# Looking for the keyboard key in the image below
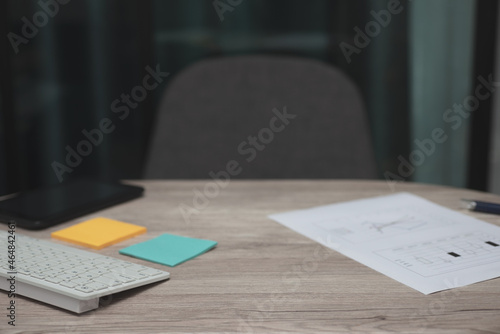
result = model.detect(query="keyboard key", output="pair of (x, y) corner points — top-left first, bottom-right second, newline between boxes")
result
(122, 270), (149, 279)
(17, 267), (31, 275)
(64, 269), (82, 276)
(94, 276), (122, 287)
(73, 264), (94, 272)
(45, 269), (64, 277)
(75, 285), (94, 293)
(57, 273), (78, 281)
(104, 274), (134, 283)
(87, 268), (108, 276)
(139, 268), (165, 276)
(59, 280), (78, 288)
(70, 277), (91, 286)
(45, 276), (63, 284)
(78, 272), (101, 280)
(31, 272), (46, 279)
(86, 282), (108, 291)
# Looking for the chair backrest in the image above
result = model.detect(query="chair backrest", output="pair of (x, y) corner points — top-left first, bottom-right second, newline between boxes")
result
(144, 55), (377, 179)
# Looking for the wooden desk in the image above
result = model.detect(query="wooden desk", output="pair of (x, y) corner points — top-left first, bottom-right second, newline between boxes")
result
(3, 180), (500, 333)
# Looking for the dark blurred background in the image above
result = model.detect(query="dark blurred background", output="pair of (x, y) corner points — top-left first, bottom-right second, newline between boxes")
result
(0, 0), (498, 196)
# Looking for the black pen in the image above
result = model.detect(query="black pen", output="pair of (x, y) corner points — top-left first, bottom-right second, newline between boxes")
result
(461, 199), (500, 215)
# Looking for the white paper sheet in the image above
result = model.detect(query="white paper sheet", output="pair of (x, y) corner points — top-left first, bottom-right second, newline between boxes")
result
(269, 192), (500, 294)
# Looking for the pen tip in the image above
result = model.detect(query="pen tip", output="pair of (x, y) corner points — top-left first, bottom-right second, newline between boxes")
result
(460, 199), (475, 210)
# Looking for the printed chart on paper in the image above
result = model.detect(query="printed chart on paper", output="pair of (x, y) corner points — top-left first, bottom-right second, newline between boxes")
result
(269, 192), (500, 294)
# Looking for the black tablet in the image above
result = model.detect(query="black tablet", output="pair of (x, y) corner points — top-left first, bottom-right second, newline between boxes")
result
(0, 179), (144, 230)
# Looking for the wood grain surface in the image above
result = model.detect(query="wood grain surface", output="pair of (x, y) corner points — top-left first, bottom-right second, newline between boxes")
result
(1, 180), (500, 334)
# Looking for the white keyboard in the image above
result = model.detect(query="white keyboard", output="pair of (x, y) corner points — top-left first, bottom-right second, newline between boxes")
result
(0, 231), (170, 313)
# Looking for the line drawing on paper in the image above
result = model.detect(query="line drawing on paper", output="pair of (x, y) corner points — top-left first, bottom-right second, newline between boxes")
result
(375, 232), (500, 277)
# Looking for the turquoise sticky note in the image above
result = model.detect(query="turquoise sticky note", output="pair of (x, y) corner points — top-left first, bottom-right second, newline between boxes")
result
(119, 233), (217, 267)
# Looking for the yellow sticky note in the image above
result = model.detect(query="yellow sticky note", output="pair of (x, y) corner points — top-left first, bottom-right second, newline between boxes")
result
(51, 217), (146, 250)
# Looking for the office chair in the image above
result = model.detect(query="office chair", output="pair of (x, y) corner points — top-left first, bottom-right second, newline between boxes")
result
(144, 55), (377, 179)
